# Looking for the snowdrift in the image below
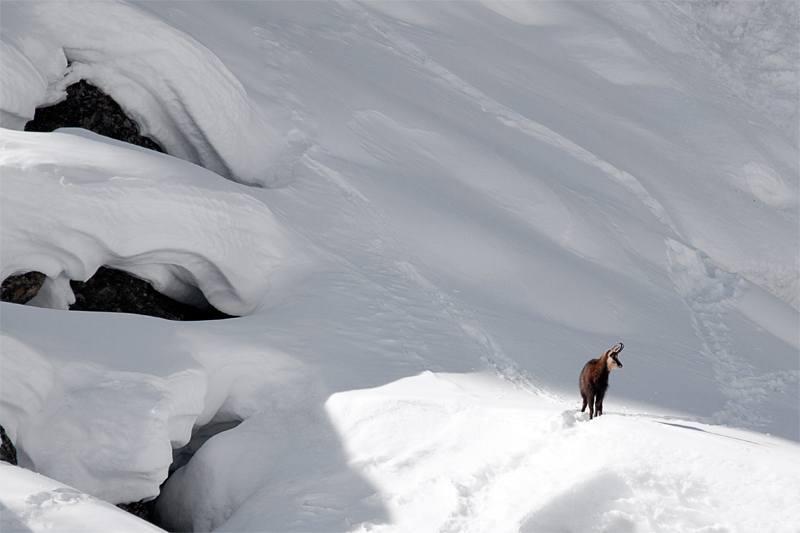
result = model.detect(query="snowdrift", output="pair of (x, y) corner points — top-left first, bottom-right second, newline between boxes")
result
(0, 461), (165, 532)
(0, 1), (285, 185)
(0, 128), (294, 315)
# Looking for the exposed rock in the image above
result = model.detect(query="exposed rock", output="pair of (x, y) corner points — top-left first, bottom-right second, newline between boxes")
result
(1, 425), (18, 465)
(117, 500), (154, 522)
(24, 80), (163, 152)
(0, 272), (46, 304)
(1, 268), (232, 320)
(70, 267), (232, 321)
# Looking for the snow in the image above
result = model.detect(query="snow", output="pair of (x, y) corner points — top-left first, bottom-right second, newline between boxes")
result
(0, 127), (297, 315)
(0, 1), (286, 185)
(2, 303), (206, 503)
(1, 1), (798, 532)
(325, 372), (800, 533)
(0, 461), (166, 532)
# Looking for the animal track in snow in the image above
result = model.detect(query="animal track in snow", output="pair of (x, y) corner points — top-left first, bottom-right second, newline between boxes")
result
(666, 238), (798, 431)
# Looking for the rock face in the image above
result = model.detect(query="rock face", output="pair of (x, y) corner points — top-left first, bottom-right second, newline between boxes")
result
(24, 80), (163, 152)
(116, 500), (153, 522)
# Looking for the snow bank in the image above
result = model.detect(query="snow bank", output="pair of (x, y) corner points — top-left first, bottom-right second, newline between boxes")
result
(0, 303), (323, 507)
(326, 372), (800, 533)
(0, 462), (165, 533)
(1, 303), (206, 504)
(0, 1), (283, 185)
(0, 127), (293, 316)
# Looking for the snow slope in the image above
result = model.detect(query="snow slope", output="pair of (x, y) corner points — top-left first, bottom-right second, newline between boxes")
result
(1, 1), (798, 532)
(0, 461), (165, 532)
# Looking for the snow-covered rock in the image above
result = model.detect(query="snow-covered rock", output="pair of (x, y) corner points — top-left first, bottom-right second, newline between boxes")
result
(0, 1), (284, 185)
(0, 128), (294, 316)
(1, 304), (206, 503)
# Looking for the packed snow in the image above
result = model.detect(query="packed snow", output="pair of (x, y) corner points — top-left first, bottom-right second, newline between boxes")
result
(1, 1), (798, 532)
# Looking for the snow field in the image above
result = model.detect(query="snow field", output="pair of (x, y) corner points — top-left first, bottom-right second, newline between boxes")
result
(327, 372), (800, 533)
(0, 0), (798, 531)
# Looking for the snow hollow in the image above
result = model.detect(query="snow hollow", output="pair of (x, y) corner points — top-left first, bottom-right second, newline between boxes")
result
(1, 1), (798, 532)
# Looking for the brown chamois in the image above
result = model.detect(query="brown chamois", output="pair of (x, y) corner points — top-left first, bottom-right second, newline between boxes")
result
(580, 343), (624, 419)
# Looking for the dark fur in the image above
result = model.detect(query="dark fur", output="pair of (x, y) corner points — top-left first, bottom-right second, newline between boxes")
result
(580, 343), (623, 419)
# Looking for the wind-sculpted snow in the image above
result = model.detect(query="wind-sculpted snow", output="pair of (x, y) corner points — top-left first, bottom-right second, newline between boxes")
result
(0, 303), (322, 508)
(0, 1), (283, 185)
(0, 462), (166, 532)
(1, 304), (206, 504)
(666, 239), (800, 433)
(1, 1), (799, 531)
(0, 128), (293, 316)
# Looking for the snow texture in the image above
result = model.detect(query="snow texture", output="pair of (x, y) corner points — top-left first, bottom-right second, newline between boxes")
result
(0, 1), (285, 185)
(1, 1), (798, 532)
(0, 461), (166, 532)
(0, 128), (295, 315)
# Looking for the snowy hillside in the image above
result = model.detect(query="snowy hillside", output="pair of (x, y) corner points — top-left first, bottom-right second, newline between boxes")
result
(1, 1), (798, 532)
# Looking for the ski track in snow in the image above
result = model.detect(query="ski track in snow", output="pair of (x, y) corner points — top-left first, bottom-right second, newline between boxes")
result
(666, 238), (799, 432)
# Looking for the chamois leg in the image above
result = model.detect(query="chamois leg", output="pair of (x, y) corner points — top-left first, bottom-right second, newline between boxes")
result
(581, 394), (588, 413)
(587, 394), (595, 419)
(595, 390), (606, 417)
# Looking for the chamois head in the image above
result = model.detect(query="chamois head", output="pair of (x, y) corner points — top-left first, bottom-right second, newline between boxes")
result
(604, 343), (624, 370)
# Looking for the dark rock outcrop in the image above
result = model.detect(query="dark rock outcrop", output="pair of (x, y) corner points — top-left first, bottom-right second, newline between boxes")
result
(1, 425), (18, 465)
(24, 79), (163, 152)
(70, 267), (232, 321)
(117, 500), (154, 522)
(0, 272), (46, 304)
(1, 267), (232, 320)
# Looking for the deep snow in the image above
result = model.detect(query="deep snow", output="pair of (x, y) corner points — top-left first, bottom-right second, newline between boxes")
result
(1, 1), (798, 532)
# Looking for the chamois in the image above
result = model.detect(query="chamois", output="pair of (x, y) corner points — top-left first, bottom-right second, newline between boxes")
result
(580, 343), (624, 419)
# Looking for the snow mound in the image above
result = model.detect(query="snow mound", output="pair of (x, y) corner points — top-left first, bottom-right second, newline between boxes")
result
(326, 372), (800, 533)
(1, 303), (206, 504)
(0, 128), (293, 316)
(0, 1), (283, 185)
(0, 462), (166, 533)
(0, 302), (321, 506)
